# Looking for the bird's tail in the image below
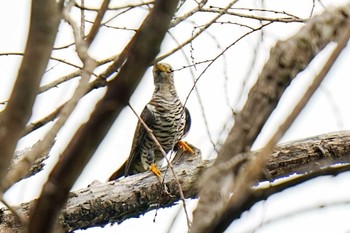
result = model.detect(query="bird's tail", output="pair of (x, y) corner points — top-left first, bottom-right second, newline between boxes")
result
(108, 161), (127, 181)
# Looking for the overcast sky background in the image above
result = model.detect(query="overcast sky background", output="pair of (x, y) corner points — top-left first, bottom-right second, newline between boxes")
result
(1, 0), (350, 232)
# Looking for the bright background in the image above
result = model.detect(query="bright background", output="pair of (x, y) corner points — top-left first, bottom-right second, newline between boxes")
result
(1, 0), (350, 232)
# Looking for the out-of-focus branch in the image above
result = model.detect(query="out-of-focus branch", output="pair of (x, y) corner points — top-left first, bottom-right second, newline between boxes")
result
(191, 3), (350, 233)
(85, 0), (111, 45)
(170, 0), (208, 27)
(0, 0), (62, 181)
(27, 1), (180, 232)
(209, 23), (350, 233)
(0, 2), (99, 192)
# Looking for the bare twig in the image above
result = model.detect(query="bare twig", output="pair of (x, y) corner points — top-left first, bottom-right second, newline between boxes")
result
(80, 0), (85, 38)
(0, 52), (83, 69)
(75, 1), (154, 11)
(228, 7), (303, 19)
(170, 0), (208, 27)
(128, 104), (191, 229)
(200, 8), (306, 23)
(155, 0), (240, 63)
(38, 55), (114, 94)
(247, 196), (350, 232)
(85, 0), (111, 45)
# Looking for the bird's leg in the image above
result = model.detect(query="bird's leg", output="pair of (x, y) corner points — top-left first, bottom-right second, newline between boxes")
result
(176, 141), (194, 154)
(149, 163), (161, 177)
(147, 149), (162, 178)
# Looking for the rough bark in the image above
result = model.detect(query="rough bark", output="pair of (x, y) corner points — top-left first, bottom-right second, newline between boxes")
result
(1, 131), (350, 232)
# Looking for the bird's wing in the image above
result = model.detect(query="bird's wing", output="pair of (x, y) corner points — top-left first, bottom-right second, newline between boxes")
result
(182, 107), (191, 138)
(124, 104), (155, 175)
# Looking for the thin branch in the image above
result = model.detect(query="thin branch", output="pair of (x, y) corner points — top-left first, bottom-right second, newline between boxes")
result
(170, 0), (208, 27)
(247, 196), (350, 232)
(74, 1), (154, 11)
(228, 7), (304, 19)
(201, 8), (306, 23)
(38, 55), (114, 94)
(183, 21), (273, 119)
(155, 0), (240, 63)
(63, 1), (90, 62)
(80, 0), (85, 38)
(0, 52), (83, 69)
(85, 0), (111, 45)
(128, 104), (191, 228)
(24, 70), (112, 137)
(211, 163), (350, 233)
(167, 31), (219, 153)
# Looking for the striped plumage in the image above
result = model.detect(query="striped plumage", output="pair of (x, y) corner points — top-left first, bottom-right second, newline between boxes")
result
(109, 63), (191, 180)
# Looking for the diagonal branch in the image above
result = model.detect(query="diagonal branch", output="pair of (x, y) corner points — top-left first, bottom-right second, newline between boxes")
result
(0, 0), (62, 181)
(209, 22), (350, 233)
(85, 0), (111, 45)
(27, 1), (180, 232)
(191, 3), (350, 233)
(0, 1), (99, 193)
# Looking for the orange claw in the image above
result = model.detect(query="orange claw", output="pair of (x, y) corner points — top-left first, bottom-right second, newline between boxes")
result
(177, 141), (194, 154)
(149, 163), (161, 177)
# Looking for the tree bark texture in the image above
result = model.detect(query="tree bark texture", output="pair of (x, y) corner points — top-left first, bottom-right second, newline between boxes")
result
(1, 131), (350, 232)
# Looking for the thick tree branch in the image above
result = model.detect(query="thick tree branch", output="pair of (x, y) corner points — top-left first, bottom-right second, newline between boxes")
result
(208, 19), (350, 233)
(1, 131), (350, 232)
(216, 162), (350, 232)
(191, 4), (350, 233)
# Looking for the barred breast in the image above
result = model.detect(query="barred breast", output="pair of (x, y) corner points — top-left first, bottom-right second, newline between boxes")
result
(140, 94), (187, 169)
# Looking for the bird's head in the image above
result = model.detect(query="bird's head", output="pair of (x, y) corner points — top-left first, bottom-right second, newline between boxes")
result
(152, 63), (174, 86)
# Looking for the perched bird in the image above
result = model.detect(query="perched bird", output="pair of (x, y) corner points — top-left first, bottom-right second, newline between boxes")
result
(109, 63), (192, 181)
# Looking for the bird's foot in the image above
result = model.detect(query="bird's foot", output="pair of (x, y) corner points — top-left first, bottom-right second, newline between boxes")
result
(149, 163), (161, 177)
(176, 141), (194, 154)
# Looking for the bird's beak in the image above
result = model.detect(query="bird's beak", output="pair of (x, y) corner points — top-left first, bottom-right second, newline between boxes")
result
(153, 63), (172, 73)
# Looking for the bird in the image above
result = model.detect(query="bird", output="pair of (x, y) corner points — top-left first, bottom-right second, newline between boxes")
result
(109, 63), (193, 181)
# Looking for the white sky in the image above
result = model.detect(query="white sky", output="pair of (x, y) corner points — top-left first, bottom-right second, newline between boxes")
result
(1, 0), (350, 232)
